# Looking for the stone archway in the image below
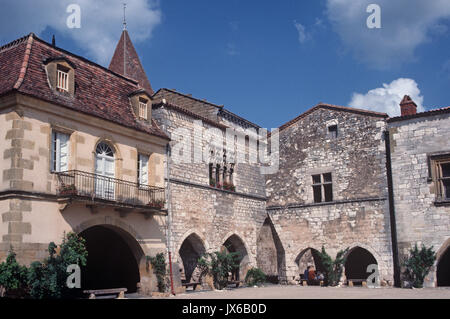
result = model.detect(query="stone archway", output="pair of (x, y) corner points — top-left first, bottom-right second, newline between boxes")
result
(79, 224), (144, 293)
(222, 234), (250, 281)
(344, 246), (378, 285)
(178, 233), (206, 283)
(295, 247), (325, 278)
(437, 239), (450, 287)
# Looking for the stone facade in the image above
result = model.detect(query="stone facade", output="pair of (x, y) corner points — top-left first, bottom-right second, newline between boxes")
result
(388, 111), (450, 287)
(152, 98), (267, 284)
(265, 106), (394, 284)
(2, 31), (450, 296)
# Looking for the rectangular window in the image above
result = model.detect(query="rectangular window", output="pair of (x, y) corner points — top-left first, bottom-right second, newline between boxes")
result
(436, 160), (450, 201)
(56, 65), (69, 92)
(312, 173), (333, 203)
(139, 98), (148, 119)
(328, 125), (338, 139)
(51, 131), (70, 172)
(138, 154), (149, 186)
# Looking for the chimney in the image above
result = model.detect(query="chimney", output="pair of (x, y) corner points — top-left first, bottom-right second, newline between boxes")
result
(52, 35), (56, 47)
(400, 95), (417, 116)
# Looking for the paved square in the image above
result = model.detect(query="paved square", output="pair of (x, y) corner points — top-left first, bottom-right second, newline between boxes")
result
(161, 285), (450, 299)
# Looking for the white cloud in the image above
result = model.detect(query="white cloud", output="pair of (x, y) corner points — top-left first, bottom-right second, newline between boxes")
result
(443, 59), (450, 77)
(0, 0), (161, 66)
(294, 21), (308, 44)
(348, 78), (425, 116)
(226, 43), (239, 56)
(326, 0), (450, 69)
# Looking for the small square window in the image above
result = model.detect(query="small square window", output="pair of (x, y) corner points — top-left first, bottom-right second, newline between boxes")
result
(139, 98), (148, 119)
(328, 125), (338, 139)
(56, 65), (69, 92)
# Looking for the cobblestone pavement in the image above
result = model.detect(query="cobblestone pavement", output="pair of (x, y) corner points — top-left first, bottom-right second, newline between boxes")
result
(137, 285), (450, 299)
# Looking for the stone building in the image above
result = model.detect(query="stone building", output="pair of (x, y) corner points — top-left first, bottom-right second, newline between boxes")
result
(265, 104), (395, 285)
(0, 32), (169, 294)
(387, 96), (450, 287)
(151, 88), (268, 285)
(1, 29), (449, 295)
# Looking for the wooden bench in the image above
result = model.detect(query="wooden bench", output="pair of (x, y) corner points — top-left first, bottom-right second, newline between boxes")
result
(83, 288), (127, 299)
(182, 282), (200, 291)
(227, 280), (241, 288)
(347, 279), (367, 287)
(298, 275), (323, 286)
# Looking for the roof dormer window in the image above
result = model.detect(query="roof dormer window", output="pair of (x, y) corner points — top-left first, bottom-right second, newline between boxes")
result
(139, 98), (148, 120)
(57, 65), (69, 92)
(44, 57), (75, 95)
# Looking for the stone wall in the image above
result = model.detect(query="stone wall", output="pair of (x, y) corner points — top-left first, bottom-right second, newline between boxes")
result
(153, 104), (268, 282)
(388, 113), (450, 287)
(266, 107), (394, 283)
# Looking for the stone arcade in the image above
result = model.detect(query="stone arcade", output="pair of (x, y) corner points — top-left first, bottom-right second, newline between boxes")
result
(0, 31), (449, 294)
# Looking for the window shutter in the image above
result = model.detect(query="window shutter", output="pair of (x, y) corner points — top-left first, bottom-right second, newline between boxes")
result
(51, 132), (70, 172)
(59, 133), (69, 172)
(139, 154), (149, 185)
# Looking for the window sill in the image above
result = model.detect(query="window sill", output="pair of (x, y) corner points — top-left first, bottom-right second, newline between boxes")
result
(434, 200), (450, 207)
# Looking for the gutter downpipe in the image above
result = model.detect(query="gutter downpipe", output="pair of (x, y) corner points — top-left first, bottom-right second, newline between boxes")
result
(165, 115), (175, 296)
(384, 130), (401, 287)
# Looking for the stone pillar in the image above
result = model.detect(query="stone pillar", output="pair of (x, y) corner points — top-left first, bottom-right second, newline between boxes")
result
(218, 167), (223, 187)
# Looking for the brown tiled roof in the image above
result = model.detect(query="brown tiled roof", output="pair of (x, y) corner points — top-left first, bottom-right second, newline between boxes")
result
(278, 103), (388, 132)
(109, 30), (154, 95)
(153, 88), (261, 129)
(387, 106), (450, 123)
(0, 33), (168, 140)
(152, 100), (228, 130)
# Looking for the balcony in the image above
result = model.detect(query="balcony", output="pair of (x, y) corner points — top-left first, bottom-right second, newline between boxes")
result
(56, 170), (166, 215)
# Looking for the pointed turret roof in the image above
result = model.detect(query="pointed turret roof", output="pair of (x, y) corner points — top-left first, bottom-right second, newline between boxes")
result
(109, 30), (153, 94)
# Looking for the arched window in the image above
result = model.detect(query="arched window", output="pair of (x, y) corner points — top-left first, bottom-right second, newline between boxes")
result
(96, 142), (114, 158)
(95, 142), (115, 200)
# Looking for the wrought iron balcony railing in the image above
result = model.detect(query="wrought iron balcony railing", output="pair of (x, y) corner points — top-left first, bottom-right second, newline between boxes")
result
(56, 170), (165, 210)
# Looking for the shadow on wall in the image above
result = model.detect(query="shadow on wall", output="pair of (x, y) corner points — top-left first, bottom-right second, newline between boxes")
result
(257, 217), (286, 283)
(178, 233), (206, 283)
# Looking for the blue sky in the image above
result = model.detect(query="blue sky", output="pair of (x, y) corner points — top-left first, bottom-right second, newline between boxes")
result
(1, 0), (450, 129)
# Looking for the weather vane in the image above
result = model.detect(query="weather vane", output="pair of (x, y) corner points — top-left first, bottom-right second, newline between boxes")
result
(123, 3), (127, 30)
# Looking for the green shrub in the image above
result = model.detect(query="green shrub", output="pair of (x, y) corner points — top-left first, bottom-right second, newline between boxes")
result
(147, 253), (168, 292)
(317, 246), (348, 287)
(245, 268), (266, 286)
(403, 243), (436, 288)
(28, 232), (87, 299)
(198, 251), (241, 290)
(0, 248), (29, 298)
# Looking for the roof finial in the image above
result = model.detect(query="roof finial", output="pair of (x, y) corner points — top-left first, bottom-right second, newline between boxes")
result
(123, 3), (127, 30)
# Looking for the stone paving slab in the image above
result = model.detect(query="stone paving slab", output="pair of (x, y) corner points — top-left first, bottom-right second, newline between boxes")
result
(155, 285), (450, 299)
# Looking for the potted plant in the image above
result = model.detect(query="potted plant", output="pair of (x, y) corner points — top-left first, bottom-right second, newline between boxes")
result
(59, 184), (77, 196)
(223, 182), (236, 192)
(209, 178), (216, 187)
(148, 199), (165, 209)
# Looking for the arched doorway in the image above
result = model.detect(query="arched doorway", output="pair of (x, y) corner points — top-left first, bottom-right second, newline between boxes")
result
(295, 248), (324, 277)
(257, 217), (286, 283)
(179, 233), (206, 283)
(222, 234), (250, 281)
(344, 247), (377, 285)
(79, 225), (143, 293)
(437, 246), (450, 287)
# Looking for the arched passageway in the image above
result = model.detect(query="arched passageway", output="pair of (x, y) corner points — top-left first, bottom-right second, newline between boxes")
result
(257, 217), (286, 283)
(295, 248), (325, 277)
(344, 247), (377, 284)
(80, 225), (143, 293)
(179, 233), (206, 283)
(437, 246), (450, 287)
(222, 234), (250, 281)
